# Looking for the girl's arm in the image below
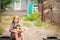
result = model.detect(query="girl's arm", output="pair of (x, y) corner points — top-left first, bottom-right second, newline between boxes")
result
(9, 29), (18, 33)
(9, 29), (14, 32)
(9, 25), (17, 32)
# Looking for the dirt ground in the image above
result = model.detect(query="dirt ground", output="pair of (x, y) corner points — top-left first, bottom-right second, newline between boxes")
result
(1, 19), (60, 40)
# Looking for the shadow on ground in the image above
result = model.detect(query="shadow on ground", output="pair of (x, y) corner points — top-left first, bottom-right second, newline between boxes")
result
(0, 36), (10, 40)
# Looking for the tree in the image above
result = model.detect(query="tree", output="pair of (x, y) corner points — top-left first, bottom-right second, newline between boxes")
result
(0, 0), (21, 22)
(0, 0), (14, 12)
(38, 0), (44, 21)
(0, 0), (14, 22)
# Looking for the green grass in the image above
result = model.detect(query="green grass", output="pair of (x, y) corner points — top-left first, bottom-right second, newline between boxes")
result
(35, 21), (45, 27)
(2, 22), (10, 27)
(1, 16), (23, 27)
(23, 23), (31, 27)
(2, 16), (13, 21)
(0, 27), (4, 35)
(0, 22), (10, 27)
(19, 16), (23, 19)
(44, 23), (58, 29)
(2, 16), (23, 21)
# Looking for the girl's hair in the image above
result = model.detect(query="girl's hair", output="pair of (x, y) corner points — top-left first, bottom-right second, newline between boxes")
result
(12, 16), (19, 25)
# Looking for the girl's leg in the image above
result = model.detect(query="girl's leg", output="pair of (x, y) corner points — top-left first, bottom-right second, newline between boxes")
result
(14, 32), (19, 40)
(11, 33), (15, 40)
(20, 33), (24, 40)
(12, 33), (15, 38)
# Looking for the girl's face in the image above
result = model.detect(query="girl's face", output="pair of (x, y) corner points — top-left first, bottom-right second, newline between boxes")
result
(14, 16), (19, 24)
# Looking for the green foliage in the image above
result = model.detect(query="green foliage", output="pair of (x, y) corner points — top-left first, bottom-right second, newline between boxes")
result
(23, 23), (31, 27)
(0, 27), (4, 35)
(14, 0), (20, 2)
(0, 0), (14, 22)
(19, 16), (23, 19)
(24, 15), (34, 21)
(24, 13), (39, 21)
(35, 21), (45, 27)
(31, 13), (39, 19)
(0, 0), (14, 12)
(0, 0), (20, 12)
(6, 4), (13, 10)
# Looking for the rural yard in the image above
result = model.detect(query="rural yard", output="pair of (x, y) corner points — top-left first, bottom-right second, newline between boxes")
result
(0, 16), (60, 40)
(0, 0), (60, 40)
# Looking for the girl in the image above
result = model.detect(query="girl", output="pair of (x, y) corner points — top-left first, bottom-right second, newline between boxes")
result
(9, 16), (24, 40)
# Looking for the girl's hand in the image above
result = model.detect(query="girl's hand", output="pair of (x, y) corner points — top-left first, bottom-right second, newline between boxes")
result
(10, 29), (18, 33)
(13, 29), (18, 33)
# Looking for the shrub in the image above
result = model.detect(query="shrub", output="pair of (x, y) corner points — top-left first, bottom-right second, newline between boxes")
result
(31, 13), (39, 20)
(24, 15), (34, 21)
(24, 13), (39, 21)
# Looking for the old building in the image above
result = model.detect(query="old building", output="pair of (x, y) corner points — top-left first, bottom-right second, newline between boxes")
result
(38, 0), (52, 22)
(51, 0), (60, 25)
(11, 0), (28, 11)
(42, 0), (60, 25)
